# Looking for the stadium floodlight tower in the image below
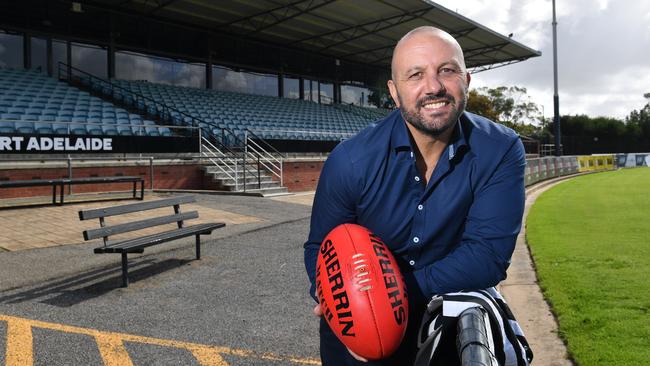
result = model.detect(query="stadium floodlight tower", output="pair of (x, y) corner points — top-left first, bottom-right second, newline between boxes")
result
(552, 0), (562, 156)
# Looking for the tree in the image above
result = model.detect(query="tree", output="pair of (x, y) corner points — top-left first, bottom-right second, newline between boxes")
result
(466, 86), (543, 137)
(625, 93), (650, 140)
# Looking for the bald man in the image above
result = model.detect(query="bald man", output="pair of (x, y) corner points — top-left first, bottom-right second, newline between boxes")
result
(304, 26), (526, 365)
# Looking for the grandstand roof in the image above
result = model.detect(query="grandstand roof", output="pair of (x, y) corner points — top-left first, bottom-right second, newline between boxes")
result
(90, 0), (540, 72)
(0, 0), (540, 85)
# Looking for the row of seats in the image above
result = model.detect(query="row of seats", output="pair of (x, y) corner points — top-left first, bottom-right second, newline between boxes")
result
(0, 121), (171, 136)
(0, 68), (160, 133)
(111, 79), (381, 141)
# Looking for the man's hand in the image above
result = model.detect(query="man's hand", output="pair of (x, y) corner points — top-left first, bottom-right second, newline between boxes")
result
(312, 304), (368, 362)
(313, 304), (322, 317)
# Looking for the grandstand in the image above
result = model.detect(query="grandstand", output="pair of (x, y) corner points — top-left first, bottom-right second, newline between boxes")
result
(0, 0), (541, 197)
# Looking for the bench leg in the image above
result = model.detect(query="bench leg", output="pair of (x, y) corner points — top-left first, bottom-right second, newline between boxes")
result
(140, 180), (144, 200)
(132, 181), (136, 198)
(52, 185), (57, 205)
(121, 252), (129, 287)
(59, 183), (65, 206)
(196, 234), (201, 260)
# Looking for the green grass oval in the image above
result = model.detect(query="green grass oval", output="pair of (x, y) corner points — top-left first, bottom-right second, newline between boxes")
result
(527, 168), (650, 366)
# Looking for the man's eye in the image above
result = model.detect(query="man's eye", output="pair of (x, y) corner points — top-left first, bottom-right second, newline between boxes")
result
(440, 67), (458, 74)
(409, 72), (423, 79)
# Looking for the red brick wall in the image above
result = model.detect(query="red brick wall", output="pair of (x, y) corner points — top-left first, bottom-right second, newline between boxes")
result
(0, 164), (206, 199)
(282, 160), (324, 192)
(0, 159), (327, 198)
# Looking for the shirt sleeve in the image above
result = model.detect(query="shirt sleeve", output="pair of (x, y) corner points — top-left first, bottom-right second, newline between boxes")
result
(413, 137), (526, 296)
(303, 144), (359, 302)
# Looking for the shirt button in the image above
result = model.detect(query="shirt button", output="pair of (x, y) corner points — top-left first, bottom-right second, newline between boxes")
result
(409, 260), (416, 266)
(417, 204), (423, 210)
(414, 176), (420, 182)
(413, 237), (420, 243)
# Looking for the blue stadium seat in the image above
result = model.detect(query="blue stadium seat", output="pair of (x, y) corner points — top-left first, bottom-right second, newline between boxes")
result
(1, 113), (21, 120)
(37, 114), (55, 122)
(34, 122), (54, 134)
(0, 122), (15, 133)
(69, 123), (88, 135)
(117, 125), (134, 136)
(86, 124), (103, 135)
(101, 124), (119, 135)
(52, 123), (70, 134)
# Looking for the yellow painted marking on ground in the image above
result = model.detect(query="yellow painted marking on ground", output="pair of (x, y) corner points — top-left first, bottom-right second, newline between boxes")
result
(0, 314), (320, 365)
(187, 346), (229, 366)
(95, 333), (134, 366)
(4, 316), (34, 366)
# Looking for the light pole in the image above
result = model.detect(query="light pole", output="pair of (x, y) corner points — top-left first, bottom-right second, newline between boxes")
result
(552, 0), (561, 156)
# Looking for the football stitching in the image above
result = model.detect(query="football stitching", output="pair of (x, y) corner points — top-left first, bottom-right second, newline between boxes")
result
(344, 224), (385, 358)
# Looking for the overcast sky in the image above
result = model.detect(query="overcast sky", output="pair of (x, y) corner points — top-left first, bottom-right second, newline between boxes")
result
(433, 0), (650, 121)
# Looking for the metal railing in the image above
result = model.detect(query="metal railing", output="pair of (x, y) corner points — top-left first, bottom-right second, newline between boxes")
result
(244, 129), (285, 186)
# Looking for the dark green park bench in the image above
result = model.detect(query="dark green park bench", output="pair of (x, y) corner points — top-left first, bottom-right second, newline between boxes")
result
(79, 195), (225, 287)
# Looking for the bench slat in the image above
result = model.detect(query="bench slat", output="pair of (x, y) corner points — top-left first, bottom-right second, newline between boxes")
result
(0, 179), (59, 188)
(83, 211), (199, 240)
(94, 223), (225, 253)
(79, 195), (196, 220)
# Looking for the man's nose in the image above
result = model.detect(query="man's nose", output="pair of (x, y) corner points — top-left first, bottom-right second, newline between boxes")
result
(424, 74), (446, 96)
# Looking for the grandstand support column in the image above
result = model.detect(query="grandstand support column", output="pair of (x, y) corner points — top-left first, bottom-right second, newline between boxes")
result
(108, 15), (116, 79)
(46, 38), (53, 77)
(206, 43), (213, 89)
(278, 71), (284, 98)
(299, 78), (305, 100)
(318, 81), (321, 104)
(66, 41), (72, 79)
(333, 82), (340, 104)
(23, 33), (31, 69)
(206, 62), (213, 89)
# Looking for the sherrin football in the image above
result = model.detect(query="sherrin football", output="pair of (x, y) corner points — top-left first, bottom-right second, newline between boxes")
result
(316, 223), (408, 360)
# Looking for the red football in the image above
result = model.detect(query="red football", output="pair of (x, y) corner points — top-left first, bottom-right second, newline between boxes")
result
(316, 223), (408, 360)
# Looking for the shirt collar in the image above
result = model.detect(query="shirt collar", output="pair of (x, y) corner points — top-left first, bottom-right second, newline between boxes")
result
(390, 110), (469, 161)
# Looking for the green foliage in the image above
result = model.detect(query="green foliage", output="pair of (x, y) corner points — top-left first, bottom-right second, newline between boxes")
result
(527, 169), (650, 365)
(466, 86), (543, 138)
(625, 94), (650, 140)
(556, 115), (626, 137)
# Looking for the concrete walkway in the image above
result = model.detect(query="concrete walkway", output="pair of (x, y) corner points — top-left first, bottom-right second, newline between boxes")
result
(499, 178), (574, 366)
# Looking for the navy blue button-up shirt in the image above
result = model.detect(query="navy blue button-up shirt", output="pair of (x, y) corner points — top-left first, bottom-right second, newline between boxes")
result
(304, 109), (526, 303)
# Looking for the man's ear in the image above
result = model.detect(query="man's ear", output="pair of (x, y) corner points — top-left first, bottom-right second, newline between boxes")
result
(387, 79), (400, 108)
(465, 72), (471, 87)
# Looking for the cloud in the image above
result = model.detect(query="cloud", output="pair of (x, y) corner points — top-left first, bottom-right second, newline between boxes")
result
(115, 52), (206, 88)
(438, 0), (650, 119)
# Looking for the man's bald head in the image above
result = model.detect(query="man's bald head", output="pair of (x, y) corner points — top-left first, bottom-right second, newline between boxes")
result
(390, 26), (467, 80)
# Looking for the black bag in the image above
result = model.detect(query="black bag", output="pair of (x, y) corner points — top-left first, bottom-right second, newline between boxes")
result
(414, 287), (533, 366)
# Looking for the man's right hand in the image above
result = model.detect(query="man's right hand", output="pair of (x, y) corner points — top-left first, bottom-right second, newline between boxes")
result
(312, 304), (368, 362)
(313, 304), (322, 317)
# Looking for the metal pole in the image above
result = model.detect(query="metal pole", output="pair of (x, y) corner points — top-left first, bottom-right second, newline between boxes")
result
(67, 155), (72, 195)
(552, 0), (561, 156)
(149, 157), (154, 190)
(243, 131), (248, 192)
